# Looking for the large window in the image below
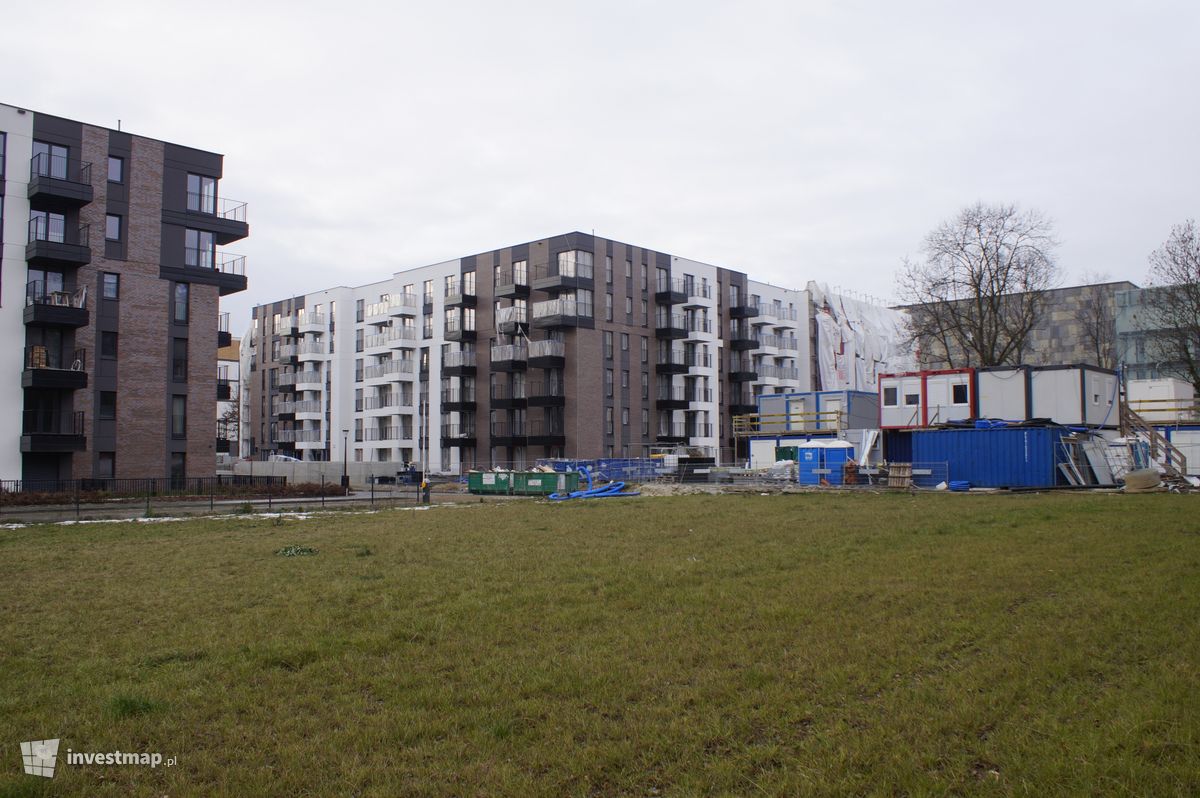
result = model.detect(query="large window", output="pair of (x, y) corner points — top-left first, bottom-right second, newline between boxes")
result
(557, 250), (593, 279)
(32, 141), (67, 179)
(187, 174), (217, 213)
(107, 156), (124, 183)
(184, 229), (214, 268)
(172, 338), (188, 381)
(29, 210), (65, 243)
(99, 392), (117, 420)
(102, 273), (120, 299)
(105, 214), (122, 242)
(100, 332), (118, 360)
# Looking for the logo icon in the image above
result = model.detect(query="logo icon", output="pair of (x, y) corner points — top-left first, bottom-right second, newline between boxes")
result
(20, 739), (59, 778)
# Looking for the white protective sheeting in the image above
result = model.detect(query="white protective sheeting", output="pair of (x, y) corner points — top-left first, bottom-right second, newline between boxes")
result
(808, 282), (916, 392)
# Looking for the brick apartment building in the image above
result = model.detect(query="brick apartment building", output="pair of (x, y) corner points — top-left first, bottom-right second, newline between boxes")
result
(246, 232), (825, 471)
(0, 103), (248, 482)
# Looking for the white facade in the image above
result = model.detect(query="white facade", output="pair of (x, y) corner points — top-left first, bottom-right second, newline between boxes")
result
(0, 106), (34, 479)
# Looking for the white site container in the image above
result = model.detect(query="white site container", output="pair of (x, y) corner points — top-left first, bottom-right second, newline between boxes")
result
(976, 366), (1032, 421)
(879, 373), (925, 429)
(879, 370), (974, 429)
(1029, 365), (1118, 427)
(1127, 378), (1196, 423)
(924, 370), (975, 425)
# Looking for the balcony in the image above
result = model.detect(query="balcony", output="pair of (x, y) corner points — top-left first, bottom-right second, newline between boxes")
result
(20, 410), (85, 453)
(496, 305), (528, 335)
(23, 282), (88, 328)
(389, 294), (419, 317)
(684, 282), (712, 307)
(441, 424), (477, 447)
(277, 314), (299, 337)
(277, 372), (298, 392)
(495, 266), (530, 299)
(686, 423), (715, 439)
(489, 422), (526, 447)
(729, 361), (759, 382)
(728, 289), (759, 319)
(527, 420), (565, 446)
(531, 261), (593, 292)
(686, 352), (713, 371)
(490, 383), (527, 409)
(655, 313), (688, 340)
(217, 378), (232, 401)
(688, 388), (714, 405)
(656, 423), (689, 444)
(364, 359), (414, 380)
(490, 343), (528, 372)
(442, 350), (476, 376)
(26, 219), (91, 267)
(441, 388), (477, 412)
(444, 281), (477, 308)
(363, 395), (399, 413)
(657, 386), (689, 411)
(295, 399), (323, 420)
(22, 347), (87, 390)
(298, 341), (328, 362)
(685, 318), (712, 340)
(532, 297), (590, 329)
(528, 340), (565, 369)
(279, 343), (298, 364)
(364, 426), (401, 443)
(656, 349), (688, 375)
(444, 318), (476, 343)
(527, 382), (566, 407)
(299, 313), (327, 335)
(161, 250), (247, 296)
(758, 364), (800, 383)
(28, 154), (93, 208)
(163, 194), (249, 245)
(275, 401), (296, 419)
(218, 311), (232, 348)
(729, 325), (759, 351)
(655, 277), (687, 306)
(295, 370), (323, 389)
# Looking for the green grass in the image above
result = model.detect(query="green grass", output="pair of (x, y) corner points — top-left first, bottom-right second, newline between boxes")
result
(1, 493), (1199, 796)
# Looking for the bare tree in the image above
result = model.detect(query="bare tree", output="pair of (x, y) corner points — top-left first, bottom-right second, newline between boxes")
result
(898, 202), (1060, 367)
(1073, 272), (1117, 369)
(1142, 220), (1200, 392)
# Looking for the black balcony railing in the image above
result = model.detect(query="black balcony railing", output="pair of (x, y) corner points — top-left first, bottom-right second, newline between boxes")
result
(25, 345), (86, 372)
(25, 281), (86, 309)
(22, 409), (84, 436)
(187, 192), (248, 222)
(31, 152), (91, 185)
(28, 217), (89, 247)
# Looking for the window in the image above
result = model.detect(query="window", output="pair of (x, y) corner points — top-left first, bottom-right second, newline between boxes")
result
(32, 141), (68, 179)
(107, 156), (124, 183)
(105, 213), (122, 240)
(604, 331), (613, 359)
(101, 331), (118, 360)
(184, 229), (214, 268)
(642, 409), (650, 436)
(605, 293), (613, 322)
(621, 370), (629, 389)
(172, 338), (188, 381)
(641, 336), (648, 363)
(187, 173), (217, 214)
(642, 372), (649, 400)
(171, 396), (187, 438)
(605, 407), (614, 435)
(102, 273), (120, 299)
(625, 296), (633, 315)
(99, 392), (117, 420)
(98, 452), (115, 479)
(952, 383), (969, 404)
(605, 256), (613, 284)
(621, 333), (629, 351)
(625, 259), (632, 279)
(605, 369), (613, 397)
(173, 283), (189, 323)
(557, 250), (593, 278)
(904, 391), (920, 406)
(622, 407), (629, 426)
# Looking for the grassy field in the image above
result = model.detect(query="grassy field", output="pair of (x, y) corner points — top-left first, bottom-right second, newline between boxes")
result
(1, 492), (1198, 797)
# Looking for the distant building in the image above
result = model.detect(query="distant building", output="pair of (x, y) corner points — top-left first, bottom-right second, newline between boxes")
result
(217, 330), (240, 458)
(0, 103), (249, 482)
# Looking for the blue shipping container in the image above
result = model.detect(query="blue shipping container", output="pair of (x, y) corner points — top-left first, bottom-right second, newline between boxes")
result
(909, 427), (1066, 488)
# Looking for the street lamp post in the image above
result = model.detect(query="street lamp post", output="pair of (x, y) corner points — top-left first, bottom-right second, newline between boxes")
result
(341, 428), (350, 489)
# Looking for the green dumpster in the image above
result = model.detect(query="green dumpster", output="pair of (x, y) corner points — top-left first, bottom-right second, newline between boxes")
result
(467, 471), (513, 494)
(516, 471), (579, 496)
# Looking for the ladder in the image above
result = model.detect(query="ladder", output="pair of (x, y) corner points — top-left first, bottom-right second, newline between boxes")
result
(1119, 395), (1188, 480)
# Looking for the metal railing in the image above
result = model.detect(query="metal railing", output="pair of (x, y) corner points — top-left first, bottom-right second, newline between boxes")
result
(532, 260), (593, 281)
(388, 294), (419, 313)
(655, 313), (687, 329)
(441, 424), (476, 439)
(31, 152), (91, 184)
(490, 383), (527, 401)
(445, 318), (476, 335)
(496, 265), (528, 287)
(686, 318), (712, 334)
(757, 364), (801, 381)
(25, 346), (86, 371)
(732, 411), (846, 436)
(186, 192), (248, 222)
(364, 427), (402, 442)
(656, 277), (687, 294)
(21, 410), (84, 436)
(532, 297), (589, 319)
(656, 350), (687, 369)
(28, 218), (89, 247)
(26, 281), (87, 309)
(364, 395), (398, 410)
(364, 360), (413, 379)
(490, 422), (527, 438)
(496, 306), (527, 326)
(686, 352), (713, 368)
(294, 370), (323, 387)
(688, 282), (712, 299)
(441, 388), (476, 403)
(526, 382), (564, 400)
(290, 399), (323, 414)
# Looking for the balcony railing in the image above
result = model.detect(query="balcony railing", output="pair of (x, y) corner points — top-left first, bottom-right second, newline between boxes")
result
(758, 364), (801, 381)
(25, 281), (87, 309)
(532, 297), (589, 319)
(28, 218), (89, 247)
(22, 409), (84, 436)
(187, 193), (248, 222)
(31, 152), (91, 184)
(279, 344), (298, 359)
(496, 306), (527, 326)
(444, 319), (476, 335)
(364, 359), (414, 379)
(364, 395), (399, 410)
(300, 313), (327, 330)
(290, 399), (323, 414)
(686, 318), (712, 334)
(529, 340), (565, 359)
(532, 261), (593, 281)
(443, 351), (476, 369)
(687, 388), (714, 403)
(688, 283), (712, 300)
(298, 341), (328, 356)
(441, 388), (476, 403)
(365, 301), (390, 321)
(441, 424), (476, 439)
(527, 382), (565, 400)
(686, 352), (713, 369)
(364, 427), (401, 442)
(491, 344), (528, 363)
(295, 370), (323, 387)
(656, 350), (687, 369)
(25, 345), (86, 372)
(388, 294), (419, 313)
(490, 383), (528, 401)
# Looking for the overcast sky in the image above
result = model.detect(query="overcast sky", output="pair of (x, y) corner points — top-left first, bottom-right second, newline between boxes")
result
(6, 0), (1198, 330)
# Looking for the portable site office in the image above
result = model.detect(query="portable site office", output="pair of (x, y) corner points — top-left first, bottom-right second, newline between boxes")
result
(877, 369), (976, 430)
(976, 364), (1119, 428)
